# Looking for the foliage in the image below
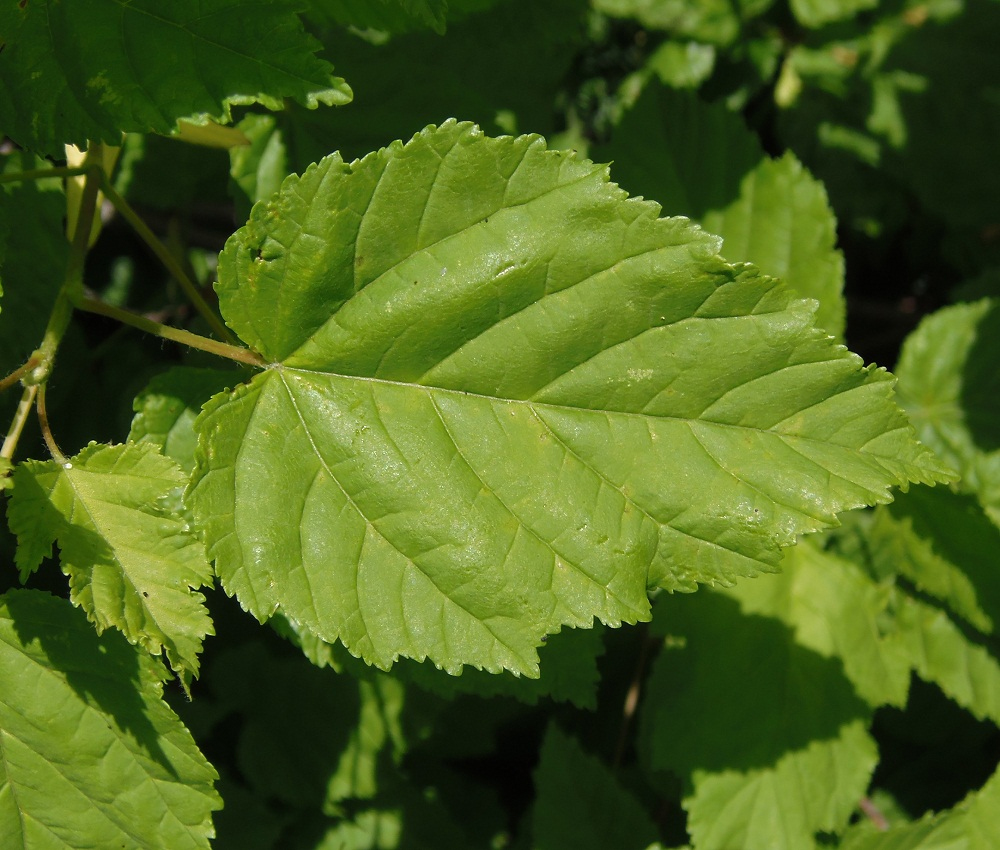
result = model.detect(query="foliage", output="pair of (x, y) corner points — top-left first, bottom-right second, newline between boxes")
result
(0, 1), (998, 848)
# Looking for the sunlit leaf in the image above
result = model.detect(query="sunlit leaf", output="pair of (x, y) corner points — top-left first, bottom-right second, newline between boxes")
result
(8, 442), (214, 679)
(191, 120), (949, 677)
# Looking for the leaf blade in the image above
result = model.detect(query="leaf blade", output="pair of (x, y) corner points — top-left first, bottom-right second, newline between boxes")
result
(192, 121), (950, 675)
(9, 443), (214, 680)
(0, 0), (351, 156)
(0, 589), (220, 849)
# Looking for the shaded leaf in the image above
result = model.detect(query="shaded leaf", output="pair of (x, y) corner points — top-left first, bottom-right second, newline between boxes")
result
(8, 442), (214, 679)
(228, 0), (587, 168)
(394, 625), (605, 708)
(303, 0), (448, 33)
(191, 120), (948, 678)
(887, 595), (1000, 726)
(0, 589), (219, 848)
(597, 86), (845, 339)
(206, 642), (404, 811)
(790, 0), (878, 28)
(532, 724), (658, 850)
(840, 765), (1000, 850)
(0, 0), (351, 156)
(130, 367), (246, 473)
(893, 299), (999, 522)
(640, 589), (879, 850)
(722, 541), (911, 708)
(0, 155), (66, 380)
(869, 486), (1000, 636)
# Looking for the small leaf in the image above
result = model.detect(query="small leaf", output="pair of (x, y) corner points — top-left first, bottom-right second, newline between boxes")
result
(0, 589), (220, 848)
(532, 724), (658, 850)
(304, 0), (449, 34)
(0, 0), (352, 156)
(840, 764), (1000, 849)
(191, 121), (949, 677)
(8, 442), (214, 679)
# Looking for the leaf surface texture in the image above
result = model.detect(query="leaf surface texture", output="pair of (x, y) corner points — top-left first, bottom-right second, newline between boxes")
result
(0, 589), (219, 849)
(0, 0), (351, 155)
(9, 443), (214, 679)
(191, 121), (949, 676)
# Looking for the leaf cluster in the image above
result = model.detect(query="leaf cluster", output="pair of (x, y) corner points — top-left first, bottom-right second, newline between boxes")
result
(1, 1), (998, 848)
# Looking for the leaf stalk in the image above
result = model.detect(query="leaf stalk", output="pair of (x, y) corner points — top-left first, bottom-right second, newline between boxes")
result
(96, 175), (238, 345)
(76, 297), (267, 368)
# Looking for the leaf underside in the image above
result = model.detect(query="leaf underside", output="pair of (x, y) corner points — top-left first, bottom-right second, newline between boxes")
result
(189, 120), (950, 677)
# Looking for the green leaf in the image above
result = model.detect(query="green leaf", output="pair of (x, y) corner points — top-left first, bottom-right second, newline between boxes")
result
(191, 121), (948, 677)
(532, 724), (658, 850)
(394, 625), (605, 707)
(229, 114), (291, 223)
(868, 486), (1000, 636)
(206, 642), (405, 811)
(597, 86), (845, 339)
(130, 367), (246, 473)
(721, 541), (911, 708)
(700, 152), (845, 340)
(227, 0), (587, 168)
(0, 589), (220, 848)
(887, 595), (1000, 726)
(893, 299), (999, 522)
(640, 589), (879, 849)
(591, 0), (757, 45)
(0, 0), (352, 156)
(840, 765), (1000, 850)
(303, 0), (448, 34)
(0, 155), (67, 379)
(8, 442), (214, 679)
(790, 0), (879, 28)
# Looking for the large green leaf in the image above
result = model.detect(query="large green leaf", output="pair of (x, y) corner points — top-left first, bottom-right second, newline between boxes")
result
(0, 589), (220, 849)
(190, 121), (949, 677)
(0, 0), (351, 156)
(8, 443), (214, 680)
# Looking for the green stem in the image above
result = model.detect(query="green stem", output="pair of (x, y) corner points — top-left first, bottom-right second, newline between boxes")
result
(35, 384), (66, 464)
(25, 160), (103, 387)
(97, 175), (238, 345)
(0, 165), (89, 185)
(76, 297), (267, 368)
(0, 358), (40, 394)
(1, 386), (38, 461)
